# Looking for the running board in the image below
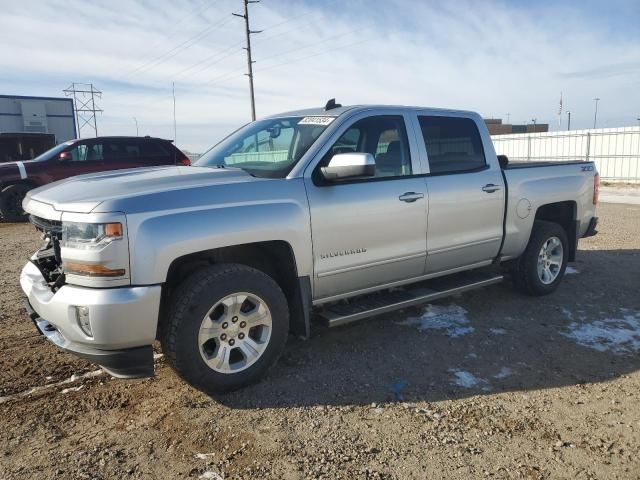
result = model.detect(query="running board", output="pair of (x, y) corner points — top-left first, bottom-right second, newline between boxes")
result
(316, 270), (503, 327)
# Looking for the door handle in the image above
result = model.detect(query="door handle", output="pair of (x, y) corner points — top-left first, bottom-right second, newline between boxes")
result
(399, 192), (425, 203)
(482, 184), (501, 193)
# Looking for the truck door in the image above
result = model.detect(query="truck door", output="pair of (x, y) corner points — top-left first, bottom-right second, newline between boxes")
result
(304, 113), (428, 301)
(415, 113), (505, 273)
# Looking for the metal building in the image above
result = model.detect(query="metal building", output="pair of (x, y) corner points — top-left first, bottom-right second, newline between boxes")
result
(0, 94), (77, 143)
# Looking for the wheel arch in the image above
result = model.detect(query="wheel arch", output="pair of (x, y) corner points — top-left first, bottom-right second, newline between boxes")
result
(162, 240), (311, 338)
(533, 200), (577, 261)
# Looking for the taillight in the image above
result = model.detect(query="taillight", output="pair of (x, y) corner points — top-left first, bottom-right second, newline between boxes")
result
(180, 156), (191, 166)
(593, 173), (599, 205)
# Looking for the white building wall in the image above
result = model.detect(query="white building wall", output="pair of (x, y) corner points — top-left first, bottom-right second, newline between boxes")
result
(491, 127), (640, 183)
(0, 95), (77, 143)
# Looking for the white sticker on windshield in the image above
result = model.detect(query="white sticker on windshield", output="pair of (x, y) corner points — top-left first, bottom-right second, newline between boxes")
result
(298, 116), (335, 126)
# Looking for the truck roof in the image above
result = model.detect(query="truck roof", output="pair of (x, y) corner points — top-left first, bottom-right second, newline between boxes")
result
(266, 104), (480, 120)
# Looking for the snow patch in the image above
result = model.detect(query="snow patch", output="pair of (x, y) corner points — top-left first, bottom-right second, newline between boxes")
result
(562, 310), (640, 354)
(199, 472), (224, 480)
(61, 385), (84, 394)
(493, 367), (513, 379)
(399, 304), (473, 337)
(565, 266), (579, 275)
(195, 453), (216, 460)
(449, 369), (487, 388)
(0, 369), (104, 404)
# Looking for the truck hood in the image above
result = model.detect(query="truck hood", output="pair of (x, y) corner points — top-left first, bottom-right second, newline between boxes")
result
(25, 166), (259, 215)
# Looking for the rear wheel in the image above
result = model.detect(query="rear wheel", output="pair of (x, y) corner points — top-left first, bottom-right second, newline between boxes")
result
(161, 264), (289, 394)
(512, 220), (568, 296)
(0, 183), (31, 222)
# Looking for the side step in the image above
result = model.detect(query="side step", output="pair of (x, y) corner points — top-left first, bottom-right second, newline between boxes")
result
(316, 270), (503, 327)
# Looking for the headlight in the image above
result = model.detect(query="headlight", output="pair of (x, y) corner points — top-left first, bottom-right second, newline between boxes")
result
(61, 222), (123, 250)
(61, 221), (128, 279)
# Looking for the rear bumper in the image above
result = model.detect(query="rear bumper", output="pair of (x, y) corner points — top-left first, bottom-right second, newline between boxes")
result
(20, 261), (160, 378)
(582, 217), (599, 238)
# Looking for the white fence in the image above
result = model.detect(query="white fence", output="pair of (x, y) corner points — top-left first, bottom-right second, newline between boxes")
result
(491, 127), (640, 183)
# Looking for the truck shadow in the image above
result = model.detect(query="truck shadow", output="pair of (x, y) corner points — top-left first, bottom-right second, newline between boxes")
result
(218, 248), (640, 408)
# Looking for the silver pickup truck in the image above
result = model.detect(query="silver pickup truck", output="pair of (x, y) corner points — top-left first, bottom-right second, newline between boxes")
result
(20, 103), (599, 394)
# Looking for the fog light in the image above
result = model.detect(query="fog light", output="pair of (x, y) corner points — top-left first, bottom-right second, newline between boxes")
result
(75, 306), (92, 337)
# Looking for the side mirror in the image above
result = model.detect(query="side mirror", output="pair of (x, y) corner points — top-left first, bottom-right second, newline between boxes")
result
(58, 151), (71, 162)
(320, 152), (375, 181)
(497, 154), (509, 169)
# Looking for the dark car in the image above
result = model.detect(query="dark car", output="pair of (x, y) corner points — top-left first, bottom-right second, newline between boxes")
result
(0, 136), (190, 221)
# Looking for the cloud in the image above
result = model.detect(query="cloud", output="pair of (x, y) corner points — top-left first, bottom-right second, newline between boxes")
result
(560, 61), (640, 80)
(1, 0), (639, 152)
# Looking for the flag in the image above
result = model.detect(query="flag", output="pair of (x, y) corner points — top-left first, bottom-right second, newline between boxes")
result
(558, 92), (563, 127)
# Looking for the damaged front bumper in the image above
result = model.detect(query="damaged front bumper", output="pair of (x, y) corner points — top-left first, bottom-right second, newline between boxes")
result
(20, 261), (161, 378)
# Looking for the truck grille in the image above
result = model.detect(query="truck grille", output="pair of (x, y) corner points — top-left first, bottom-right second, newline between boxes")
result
(29, 215), (65, 289)
(29, 215), (63, 237)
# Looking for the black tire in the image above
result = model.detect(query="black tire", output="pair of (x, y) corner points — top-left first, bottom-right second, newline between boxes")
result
(512, 220), (569, 296)
(0, 183), (31, 222)
(161, 264), (289, 395)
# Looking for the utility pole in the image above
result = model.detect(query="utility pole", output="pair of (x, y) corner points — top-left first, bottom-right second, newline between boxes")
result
(593, 97), (600, 129)
(234, 0), (261, 121)
(133, 117), (139, 136)
(63, 82), (103, 137)
(567, 111), (571, 131)
(505, 113), (510, 124)
(531, 118), (537, 132)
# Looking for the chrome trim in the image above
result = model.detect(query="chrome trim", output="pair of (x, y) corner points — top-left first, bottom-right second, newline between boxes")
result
(316, 252), (425, 278)
(313, 260), (493, 305)
(428, 236), (503, 255)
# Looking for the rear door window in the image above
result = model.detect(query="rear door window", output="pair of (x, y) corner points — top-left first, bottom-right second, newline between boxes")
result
(418, 116), (487, 174)
(140, 140), (172, 162)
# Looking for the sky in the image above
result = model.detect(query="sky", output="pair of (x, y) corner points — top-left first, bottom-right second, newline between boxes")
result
(1, 0), (639, 153)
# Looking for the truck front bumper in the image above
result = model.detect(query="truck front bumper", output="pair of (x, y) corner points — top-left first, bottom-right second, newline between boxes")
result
(20, 261), (161, 378)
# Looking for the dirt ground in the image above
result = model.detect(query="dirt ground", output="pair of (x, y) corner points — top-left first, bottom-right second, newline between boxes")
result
(0, 202), (639, 480)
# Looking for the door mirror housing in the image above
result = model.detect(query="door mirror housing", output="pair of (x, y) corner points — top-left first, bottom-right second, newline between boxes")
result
(58, 151), (71, 162)
(320, 152), (375, 181)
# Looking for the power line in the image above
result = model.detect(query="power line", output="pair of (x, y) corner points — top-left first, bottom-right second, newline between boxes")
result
(256, 36), (372, 74)
(233, 0), (261, 121)
(172, 40), (244, 80)
(196, 35), (371, 93)
(198, 30), (356, 86)
(121, 15), (233, 81)
(133, 0), (216, 56)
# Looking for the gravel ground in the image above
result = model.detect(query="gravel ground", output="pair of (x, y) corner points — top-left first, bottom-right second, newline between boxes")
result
(0, 202), (639, 480)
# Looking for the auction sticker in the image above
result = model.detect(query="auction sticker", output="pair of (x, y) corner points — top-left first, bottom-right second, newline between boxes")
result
(299, 116), (335, 126)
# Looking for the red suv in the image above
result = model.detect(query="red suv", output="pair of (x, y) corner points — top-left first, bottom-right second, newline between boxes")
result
(0, 136), (190, 221)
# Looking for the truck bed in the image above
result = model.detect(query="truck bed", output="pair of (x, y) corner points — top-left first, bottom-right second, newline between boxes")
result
(505, 160), (588, 169)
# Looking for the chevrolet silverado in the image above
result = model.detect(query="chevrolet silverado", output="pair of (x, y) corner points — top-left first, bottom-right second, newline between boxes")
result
(20, 103), (599, 394)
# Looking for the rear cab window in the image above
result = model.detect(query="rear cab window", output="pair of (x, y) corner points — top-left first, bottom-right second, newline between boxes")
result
(418, 116), (487, 174)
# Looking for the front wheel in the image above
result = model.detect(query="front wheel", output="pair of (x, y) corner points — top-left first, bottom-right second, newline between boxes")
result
(512, 220), (568, 296)
(0, 183), (31, 222)
(161, 264), (289, 395)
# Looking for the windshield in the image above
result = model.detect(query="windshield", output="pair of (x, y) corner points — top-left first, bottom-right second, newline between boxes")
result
(30, 141), (75, 162)
(195, 116), (332, 178)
